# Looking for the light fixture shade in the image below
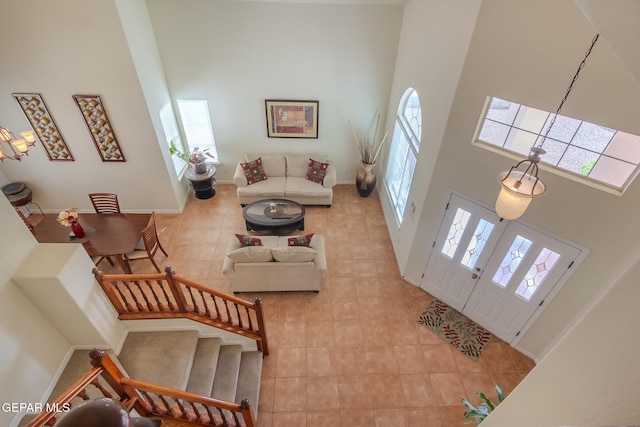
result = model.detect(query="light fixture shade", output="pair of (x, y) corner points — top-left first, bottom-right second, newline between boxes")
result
(11, 138), (29, 153)
(496, 170), (547, 220)
(20, 130), (35, 144)
(0, 127), (11, 142)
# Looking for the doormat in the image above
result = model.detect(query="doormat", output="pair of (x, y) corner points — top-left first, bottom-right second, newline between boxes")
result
(417, 299), (492, 362)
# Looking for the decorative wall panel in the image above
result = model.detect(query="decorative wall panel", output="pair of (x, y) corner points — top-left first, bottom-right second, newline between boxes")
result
(13, 93), (73, 161)
(73, 95), (125, 162)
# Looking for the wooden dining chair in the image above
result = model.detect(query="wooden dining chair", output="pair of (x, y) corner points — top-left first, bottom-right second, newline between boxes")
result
(16, 210), (34, 231)
(122, 212), (168, 273)
(92, 255), (115, 267)
(89, 193), (121, 214)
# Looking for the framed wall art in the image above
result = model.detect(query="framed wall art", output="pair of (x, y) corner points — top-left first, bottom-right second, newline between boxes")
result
(73, 95), (125, 162)
(265, 99), (319, 138)
(13, 93), (74, 161)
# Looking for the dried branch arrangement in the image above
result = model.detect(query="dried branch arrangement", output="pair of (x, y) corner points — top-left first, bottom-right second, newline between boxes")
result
(348, 113), (389, 165)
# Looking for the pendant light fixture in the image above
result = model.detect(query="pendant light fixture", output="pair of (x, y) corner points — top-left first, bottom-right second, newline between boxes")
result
(495, 33), (600, 220)
(0, 125), (37, 161)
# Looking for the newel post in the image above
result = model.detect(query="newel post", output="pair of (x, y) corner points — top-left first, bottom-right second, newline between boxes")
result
(89, 349), (128, 398)
(92, 268), (127, 314)
(253, 298), (269, 356)
(89, 349), (151, 418)
(240, 399), (257, 427)
(164, 266), (189, 313)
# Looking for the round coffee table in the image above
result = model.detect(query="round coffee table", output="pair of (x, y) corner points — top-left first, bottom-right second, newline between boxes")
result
(242, 199), (305, 235)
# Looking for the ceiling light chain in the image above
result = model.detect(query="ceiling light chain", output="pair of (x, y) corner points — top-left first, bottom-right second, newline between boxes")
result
(495, 33), (600, 221)
(536, 33), (600, 153)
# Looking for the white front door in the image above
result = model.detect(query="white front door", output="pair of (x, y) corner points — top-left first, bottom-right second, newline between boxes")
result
(421, 193), (584, 343)
(420, 194), (507, 311)
(461, 222), (581, 342)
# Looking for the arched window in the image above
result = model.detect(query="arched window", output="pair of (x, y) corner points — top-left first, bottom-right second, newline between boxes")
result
(384, 88), (422, 223)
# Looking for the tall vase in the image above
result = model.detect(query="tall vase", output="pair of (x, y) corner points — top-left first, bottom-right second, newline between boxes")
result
(356, 162), (376, 197)
(189, 148), (207, 174)
(71, 221), (85, 238)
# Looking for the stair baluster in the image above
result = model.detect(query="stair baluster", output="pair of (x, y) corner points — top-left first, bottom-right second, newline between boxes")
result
(198, 289), (212, 317)
(145, 279), (165, 310)
(89, 377), (112, 399)
(133, 279), (154, 311)
(93, 267), (269, 356)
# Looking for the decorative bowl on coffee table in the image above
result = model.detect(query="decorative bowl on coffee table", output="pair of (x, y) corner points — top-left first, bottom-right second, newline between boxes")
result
(242, 198), (305, 235)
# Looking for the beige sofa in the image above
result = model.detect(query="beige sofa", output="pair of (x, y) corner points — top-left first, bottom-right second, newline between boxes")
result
(222, 234), (327, 293)
(233, 153), (336, 206)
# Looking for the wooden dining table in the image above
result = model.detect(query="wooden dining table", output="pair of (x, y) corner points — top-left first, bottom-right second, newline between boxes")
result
(32, 213), (151, 274)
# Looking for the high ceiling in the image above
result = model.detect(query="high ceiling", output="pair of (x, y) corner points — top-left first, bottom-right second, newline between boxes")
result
(226, 0), (640, 85)
(575, 0), (640, 84)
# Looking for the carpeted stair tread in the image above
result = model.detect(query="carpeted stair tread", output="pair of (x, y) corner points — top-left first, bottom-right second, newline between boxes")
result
(210, 345), (242, 403)
(118, 331), (199, 390)
(234, 351), (263, 417)
(185, 338), (222, 396)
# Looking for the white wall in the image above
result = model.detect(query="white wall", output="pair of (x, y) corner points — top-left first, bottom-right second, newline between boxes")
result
(0, 0), (183, 213)
(115, 0), (190, 209)
(146, 0), (403, 182)
(377, 0), (482, 274)
(0, 199), (70, 427)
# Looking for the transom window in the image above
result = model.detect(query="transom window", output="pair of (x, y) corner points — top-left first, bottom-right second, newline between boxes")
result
(384, 88), (422, 223)
(475, 96), (640, 192)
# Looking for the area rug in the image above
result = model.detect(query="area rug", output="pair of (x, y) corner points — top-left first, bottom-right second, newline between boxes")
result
(417, 299), (492, 361)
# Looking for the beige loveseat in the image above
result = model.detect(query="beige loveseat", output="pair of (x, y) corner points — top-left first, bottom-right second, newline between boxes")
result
(233, 153), (336, 206)
(222, 234), (327, 293)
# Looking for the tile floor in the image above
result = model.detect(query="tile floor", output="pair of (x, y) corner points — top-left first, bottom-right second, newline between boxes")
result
(94, 184), (535, 427)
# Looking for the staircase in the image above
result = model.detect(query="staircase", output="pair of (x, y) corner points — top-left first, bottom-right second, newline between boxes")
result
(22, 266), (269, 427)
(117, 330), (262, 417)
(21, 330), (262, 427)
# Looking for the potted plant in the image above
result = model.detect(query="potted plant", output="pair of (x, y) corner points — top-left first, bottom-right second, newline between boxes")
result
(348, 113), (389, 197)
(169, 141), (215, 174)
(461, 384), (505, 425)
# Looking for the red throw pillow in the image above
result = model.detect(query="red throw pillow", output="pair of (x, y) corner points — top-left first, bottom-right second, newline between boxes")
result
(240, 157), (267, 185)
(235, 233), (263, 247)
(288, 233), (314, 247)
(306, 159), (329, 184)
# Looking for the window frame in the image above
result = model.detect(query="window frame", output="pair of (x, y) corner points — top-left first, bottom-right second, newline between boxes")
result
(159, 103), (187, 177)
(384, 88), (422, 224)
(473, 96), (640, 195)
(176, 99), (219, 164)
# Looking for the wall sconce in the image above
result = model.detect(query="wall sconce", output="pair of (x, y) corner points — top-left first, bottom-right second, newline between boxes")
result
(495, 33), (600, 220)
(0, 125), (37, 161)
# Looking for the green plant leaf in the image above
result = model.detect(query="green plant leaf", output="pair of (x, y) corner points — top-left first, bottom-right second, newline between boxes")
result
(496, 384), (505, 402)
(477, 392), (495, 411)
(169, 140), (190, 162)
(463, 410), (486, 419)
(461, 398), (478, 412)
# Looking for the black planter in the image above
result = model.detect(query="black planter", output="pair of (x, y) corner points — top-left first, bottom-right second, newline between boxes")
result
(356, 162), (376, 197)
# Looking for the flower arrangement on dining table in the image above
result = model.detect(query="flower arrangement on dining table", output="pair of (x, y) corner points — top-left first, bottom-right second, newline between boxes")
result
(57, 208), (85, 238)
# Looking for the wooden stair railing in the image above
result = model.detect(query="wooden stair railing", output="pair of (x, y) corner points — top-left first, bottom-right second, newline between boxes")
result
(26, 349), (256, 427)
(93, 267), (268, 356)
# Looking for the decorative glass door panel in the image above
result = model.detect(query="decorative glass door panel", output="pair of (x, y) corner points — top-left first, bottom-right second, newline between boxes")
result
(461, 219), (495, 269)
(422, 193), (583, 344)
(492, 235), (532, 288)
(462, 223), (581, 342)
(515, 248), (561, 301)
(421, 194), (506, 311)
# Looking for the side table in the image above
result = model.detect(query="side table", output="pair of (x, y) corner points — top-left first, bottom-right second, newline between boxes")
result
(184, 165), (217, 199)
